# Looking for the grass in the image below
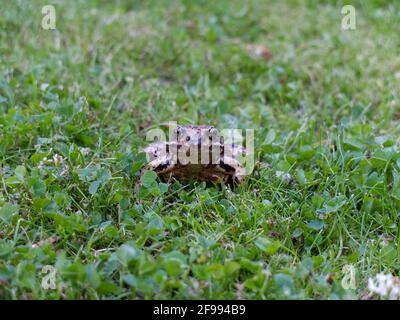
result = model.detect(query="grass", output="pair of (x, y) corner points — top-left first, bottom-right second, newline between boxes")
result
(1, 0), (400, 299)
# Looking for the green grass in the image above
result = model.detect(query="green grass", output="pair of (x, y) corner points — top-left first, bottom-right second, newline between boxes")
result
(1, 0), (400, 299)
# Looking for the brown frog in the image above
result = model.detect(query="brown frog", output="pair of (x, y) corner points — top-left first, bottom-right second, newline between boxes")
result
(141, 125), (247, 185)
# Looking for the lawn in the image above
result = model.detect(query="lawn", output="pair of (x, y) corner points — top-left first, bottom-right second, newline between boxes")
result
(1, 0), (400, 299)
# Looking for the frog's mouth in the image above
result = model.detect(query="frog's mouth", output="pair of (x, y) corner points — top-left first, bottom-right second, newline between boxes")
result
(165, 142), (223, 166)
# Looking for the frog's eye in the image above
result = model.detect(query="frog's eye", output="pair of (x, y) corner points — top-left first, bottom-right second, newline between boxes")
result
(186, 136), (191, 141)
(208, 128), (218, 140)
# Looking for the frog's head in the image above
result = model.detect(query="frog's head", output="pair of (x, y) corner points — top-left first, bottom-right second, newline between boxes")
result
(175, 125), (219, 146)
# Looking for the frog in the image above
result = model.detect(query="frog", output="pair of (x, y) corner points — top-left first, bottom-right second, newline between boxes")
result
(141, 125), (248, 185)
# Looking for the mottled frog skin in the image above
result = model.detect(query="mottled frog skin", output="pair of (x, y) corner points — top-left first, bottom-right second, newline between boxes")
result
(142, 125), (247, 185)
